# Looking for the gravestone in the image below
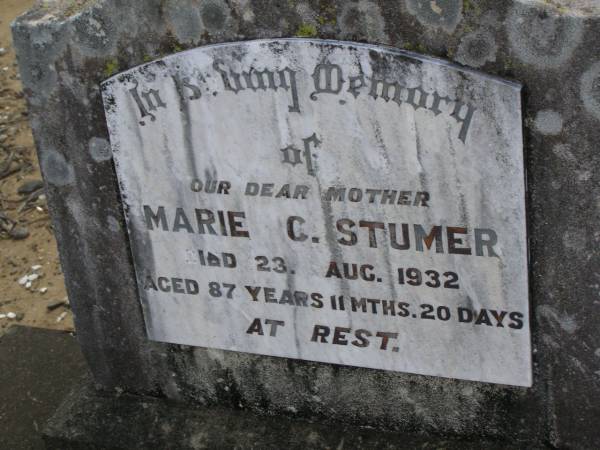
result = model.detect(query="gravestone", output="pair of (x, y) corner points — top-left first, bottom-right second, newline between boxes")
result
(12, 1), (600, 448)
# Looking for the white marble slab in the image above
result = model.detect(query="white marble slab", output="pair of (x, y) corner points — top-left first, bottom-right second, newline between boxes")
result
(102, 39), (530, 386)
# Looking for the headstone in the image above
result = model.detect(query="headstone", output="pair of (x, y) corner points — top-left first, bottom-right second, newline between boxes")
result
(11, 1), (600, 448)
(103, 40), (530, 387)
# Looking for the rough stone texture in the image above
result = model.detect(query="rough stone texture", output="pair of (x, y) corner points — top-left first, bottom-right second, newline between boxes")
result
(11, 1), (600, 448)
(0, 326), (87, 450)
(44, 379), (535, 450)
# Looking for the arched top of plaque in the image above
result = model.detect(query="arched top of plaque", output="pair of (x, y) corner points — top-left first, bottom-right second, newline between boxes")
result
(101, 39), (529, 387)
(103, 38), (520, 143)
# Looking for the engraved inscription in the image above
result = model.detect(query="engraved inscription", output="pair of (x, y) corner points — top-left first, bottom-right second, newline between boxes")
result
(126, 56), (476, 143)
(103, 39), (530, 387)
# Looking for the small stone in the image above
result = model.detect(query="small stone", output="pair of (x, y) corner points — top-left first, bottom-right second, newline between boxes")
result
(7, 312), (16, 319)
(430, 2), (442, 14)
(9, 227), (29, 240)
(18, 275), (28, 285)
(0, 314), (6, 319)
(17, 179), (44, 195)
(0, 48), (6, 56)
(25, 281), (32, 288)
(47, 301), (66, 311)
(31, 265), (42, 271)
(27, 273), (39, 281)
(39, 287), (48, 294)
(56, 311), (68, 322)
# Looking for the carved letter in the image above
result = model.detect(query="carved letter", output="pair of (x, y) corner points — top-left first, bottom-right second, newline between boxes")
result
(452, 101), (476, 144)
(311, 62), (344, 100)
(213, 59), (244, 93)
(129, 80), (166, 125)
(172, 74), (201, 102)
(277, 67), (300, 113)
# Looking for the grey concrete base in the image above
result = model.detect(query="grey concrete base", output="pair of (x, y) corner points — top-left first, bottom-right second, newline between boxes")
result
(44, 381), (543, 450)
(0, 325), (544, 449)
(0, 326), (87, 450)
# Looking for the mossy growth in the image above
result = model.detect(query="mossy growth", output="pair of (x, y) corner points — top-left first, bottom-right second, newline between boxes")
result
(541, 0), (571, 14)
(463, 0), (482, 16)
(317, 4), (337, 26)
(159, 31), (186, 58)
(317, 15), (337, 26)
(404, 42), (427, 54)
(500, 54), (527, 79)
(416, 43), (427, 54)
(103, 58), (119, 78)
(296, 23), (318, 38)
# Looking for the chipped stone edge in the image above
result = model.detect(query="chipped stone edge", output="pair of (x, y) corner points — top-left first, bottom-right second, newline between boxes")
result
(101, 37), (524, 91)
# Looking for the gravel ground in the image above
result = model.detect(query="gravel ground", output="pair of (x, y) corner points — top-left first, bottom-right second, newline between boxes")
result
(0, 0), (73, 335)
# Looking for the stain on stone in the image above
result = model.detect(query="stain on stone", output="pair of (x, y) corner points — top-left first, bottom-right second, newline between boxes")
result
(507, 2), (583, 69)
(73, 9), (116, 53)
(164, 0), (203, 44)
(551, 143), (593, 182)
(561, 227), (588, 255)
(537, 305), (579, 335)
(201, 1), (228, 32)
(533, 110), (563, 136)
(456, 30), (497, 68)
(89, 136), (112, 162)
(40, 149), (75, 187)
(338, 1), (387, 43)
(230, 0), (255, 23)
(295, 1), (318, 28)
(11, 24), (64, 97)
(107, 215), (121, 233)
(405, 0), (462, 33)
(552, 143), (577, 165)
(580, 61), (600, 121)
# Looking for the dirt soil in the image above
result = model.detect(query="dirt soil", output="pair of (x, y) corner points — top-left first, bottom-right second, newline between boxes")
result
(0, 0), (73, 335)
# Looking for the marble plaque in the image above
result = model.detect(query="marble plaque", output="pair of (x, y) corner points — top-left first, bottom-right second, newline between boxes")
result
(102, 39), (530, 387)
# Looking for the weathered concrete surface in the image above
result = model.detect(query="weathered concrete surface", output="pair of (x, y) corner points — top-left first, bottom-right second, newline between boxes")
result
(44, 379), (541, 450)
(11, 0), (600, 448)
(0, 326), (87, 450)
